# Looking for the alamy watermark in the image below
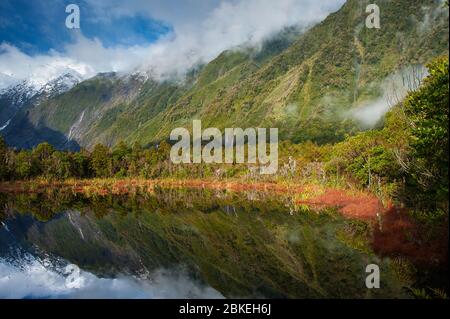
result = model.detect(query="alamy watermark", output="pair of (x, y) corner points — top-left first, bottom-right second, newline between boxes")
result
(170, 120), (279, 174)
(65, 4), (80, 29)
(64, 263), (84, 288)
(366, 4), (381, 29)
(365, 264), (380, 289)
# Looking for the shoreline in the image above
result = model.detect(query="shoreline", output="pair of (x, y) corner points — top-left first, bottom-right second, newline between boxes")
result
(0, 178), (387, 220)
(1, 178), (447, 267)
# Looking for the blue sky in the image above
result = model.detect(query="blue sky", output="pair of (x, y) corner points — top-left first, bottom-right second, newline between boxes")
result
(0, 0), (171, 55)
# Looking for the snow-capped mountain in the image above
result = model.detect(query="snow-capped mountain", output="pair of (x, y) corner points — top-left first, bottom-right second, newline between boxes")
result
(0, 80), (39, 109)
(36, 71), (83, 100)
(0, 71), (83, 128)
(0, 71), (83, 105)
(0, 80), (37, 129)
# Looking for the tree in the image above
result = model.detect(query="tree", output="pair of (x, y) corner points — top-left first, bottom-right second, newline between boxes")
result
(32, 142), (56, 176)
(48, 151), (72, 180)
(0, 136), (8, 180)
(91, 144), (110, 177)
(71, 149), (91, 178)
(14, 150), (33, 179)
(128, 142), (143, 177)
(111, 141), (130, 177)
(403, 56), (449, 210)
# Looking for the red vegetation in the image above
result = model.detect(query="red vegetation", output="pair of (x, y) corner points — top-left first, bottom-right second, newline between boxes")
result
(372, 207), (449, 267)
(296, 188), (385, 220)
(1, 179), (447, 268)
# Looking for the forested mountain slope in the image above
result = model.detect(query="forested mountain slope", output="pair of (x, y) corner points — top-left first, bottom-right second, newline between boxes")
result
(2, 0), (448, 149)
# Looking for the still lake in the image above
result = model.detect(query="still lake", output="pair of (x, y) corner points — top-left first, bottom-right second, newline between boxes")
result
(0, 186), (409, 298)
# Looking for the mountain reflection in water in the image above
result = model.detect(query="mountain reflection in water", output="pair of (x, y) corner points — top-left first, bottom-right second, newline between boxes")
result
(0, 187), (409, 298)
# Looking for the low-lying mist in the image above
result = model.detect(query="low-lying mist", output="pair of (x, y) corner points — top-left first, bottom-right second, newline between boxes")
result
(349, 65), (428, 127)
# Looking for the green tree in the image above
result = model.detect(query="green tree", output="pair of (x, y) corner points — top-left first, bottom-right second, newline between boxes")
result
(403, 56), (449, 210)
(14, 150), (33, 179)
(48, 151), (72, 180)
(111, 141), (130, 177)
(91, 144), (110, 177)
(0, 137), (8, 180)
(32, 142), (56, 177)
(71, 149), (91, 178)
(127, 142), (143, 177)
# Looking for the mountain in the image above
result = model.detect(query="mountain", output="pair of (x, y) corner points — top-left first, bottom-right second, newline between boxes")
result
(0, 72), (83, 149)
(0, 80), (38, 128)
(1, 0), (448, 150)
(0, 71), (82, 124)
(33, 72), (83, 102)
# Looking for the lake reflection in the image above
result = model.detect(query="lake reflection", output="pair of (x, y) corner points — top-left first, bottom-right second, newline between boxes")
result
(0, 187), (408, 298)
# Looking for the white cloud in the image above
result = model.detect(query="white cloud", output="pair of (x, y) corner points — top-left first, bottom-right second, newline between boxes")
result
(0, 43), (95, 89)
(0, 255), (223, 299)
(350, 65), (428, 127)
(0, 0), (345, 89)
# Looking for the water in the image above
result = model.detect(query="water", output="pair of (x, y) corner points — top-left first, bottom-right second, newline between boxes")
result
(0, 187), (410, 299)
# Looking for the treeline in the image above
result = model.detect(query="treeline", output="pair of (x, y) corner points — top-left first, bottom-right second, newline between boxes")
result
(0, 56), (448, 213)
(0, 138), (175, 180)
(0, 136), (302, 180)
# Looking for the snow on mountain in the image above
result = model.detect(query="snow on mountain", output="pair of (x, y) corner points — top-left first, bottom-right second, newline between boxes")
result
(35, 71), (83, 100)
(0, 71), (84, 135)
(127, 69), (152, 82)
(0, 71), (83, 108)
(39, 72), (82, 94)
(0, 79), (39, 108)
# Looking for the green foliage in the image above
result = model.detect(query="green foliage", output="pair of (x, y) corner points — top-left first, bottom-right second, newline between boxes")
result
(325, 55), (449, 213)
(14, 150), (34, 179)
(327, 129), (403, 196)
(6, 0), (447, 148)
(71, 149), (92, 178)
(31, 142), (56, 176)
(0, 136), (7, 180)
(403, 56), (449, 210)
(0, 57), (448, 224)
(91, 144), (110, 178)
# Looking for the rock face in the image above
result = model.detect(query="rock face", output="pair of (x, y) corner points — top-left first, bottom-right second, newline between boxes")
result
(1, 0), (449, 150)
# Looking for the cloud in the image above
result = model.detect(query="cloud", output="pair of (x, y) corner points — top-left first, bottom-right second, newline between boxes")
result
(0, 255), (224, 299)
(350, 97), (393, 127)
(0, 0), (345, 89)
(0, 42), (95, 89)
(349, 65), (428, 127)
